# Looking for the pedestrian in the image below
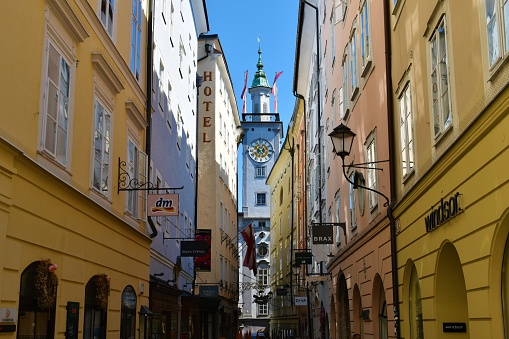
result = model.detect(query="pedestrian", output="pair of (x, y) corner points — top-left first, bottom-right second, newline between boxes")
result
(352, 334), (361, 339)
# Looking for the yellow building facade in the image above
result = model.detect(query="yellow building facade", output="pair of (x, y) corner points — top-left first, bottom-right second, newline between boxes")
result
(391, 1), (509, 338)
(0, 1), (151, 337)
(266, 119), (299, 336)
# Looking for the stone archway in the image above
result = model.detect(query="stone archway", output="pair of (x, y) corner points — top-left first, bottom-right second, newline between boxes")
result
(336, 273), (351, 339)
(436, 242), (469, 339)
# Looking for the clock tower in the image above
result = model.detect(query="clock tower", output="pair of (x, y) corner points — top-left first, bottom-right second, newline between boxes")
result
(239, 45), (282, 326)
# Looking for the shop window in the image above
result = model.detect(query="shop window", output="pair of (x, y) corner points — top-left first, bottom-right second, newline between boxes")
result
(409, 265), (424, 339)
(120, 286), (137, 339)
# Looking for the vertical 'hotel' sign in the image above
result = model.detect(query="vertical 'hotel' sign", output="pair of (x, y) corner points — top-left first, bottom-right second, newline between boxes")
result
(202, 71), (213, 143)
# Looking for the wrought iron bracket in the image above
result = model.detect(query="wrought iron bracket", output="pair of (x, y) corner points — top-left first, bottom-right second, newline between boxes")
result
(117, 157), (184, 194)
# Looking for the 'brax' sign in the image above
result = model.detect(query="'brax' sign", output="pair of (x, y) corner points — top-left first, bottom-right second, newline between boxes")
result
(312, 224), (333, 244)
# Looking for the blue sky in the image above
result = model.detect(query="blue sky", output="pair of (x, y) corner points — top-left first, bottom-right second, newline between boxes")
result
(206, 1), (300, 212)
(206, 0), (299, 128)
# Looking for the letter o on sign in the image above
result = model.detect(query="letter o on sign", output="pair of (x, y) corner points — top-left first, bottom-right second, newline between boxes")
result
(204, 86), (212, 96)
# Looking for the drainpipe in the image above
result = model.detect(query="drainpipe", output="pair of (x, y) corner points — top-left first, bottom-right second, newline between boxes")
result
(192, 72), (203, 295)
(383, 0), (400, 338)
(145, 0), (157, 238)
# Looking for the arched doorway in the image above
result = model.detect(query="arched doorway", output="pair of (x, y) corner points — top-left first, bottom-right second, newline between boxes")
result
(337, 273), (351, 339)
(352, 284), (363, 338)
(17, 260), (57, 338)
(84, 275), (110, 339)
(436, 242), (469, 339)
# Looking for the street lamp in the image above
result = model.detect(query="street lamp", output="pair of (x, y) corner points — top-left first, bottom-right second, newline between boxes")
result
(328, 123), (400, 339)
(329, 123), (356, 160)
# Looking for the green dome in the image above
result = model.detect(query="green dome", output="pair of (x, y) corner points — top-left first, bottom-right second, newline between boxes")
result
(251, 47), (271, 88)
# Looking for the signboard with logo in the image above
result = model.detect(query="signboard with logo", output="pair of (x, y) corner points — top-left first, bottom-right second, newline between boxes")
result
(0, 308), (16, 323)
(294, 296), (308, 306)
(181, 241), (208, 257)
(312, 224), (333, 244)
(294, 252), (312, 265)
(199, 285), (219, 297)
(147, 194), (179, 216)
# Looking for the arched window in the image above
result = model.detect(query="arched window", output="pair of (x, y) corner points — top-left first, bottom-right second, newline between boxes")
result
(409, 265), (424, 339)
(84, 275), (109, 339)
(121, 286), (137, 339)
(503, 236), (509, 336)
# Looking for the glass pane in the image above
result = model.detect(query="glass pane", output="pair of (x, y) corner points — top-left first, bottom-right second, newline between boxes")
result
(57, 125), (67, 164)
(48, 44), (60, 84)
(504, 1), (509, 53)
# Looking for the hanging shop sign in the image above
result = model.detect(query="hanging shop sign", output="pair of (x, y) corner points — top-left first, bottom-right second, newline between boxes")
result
(294, 297), (308, 306)
(181, 240), (208, 257)
(147, 194), (179, 216)
(312, 224), (333, 244)
(425, 192), (462, 233)
(294, 252), (312, 265)
(199, 285), (219, 298)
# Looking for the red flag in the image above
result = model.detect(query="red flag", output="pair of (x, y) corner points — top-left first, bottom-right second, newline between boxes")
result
(241, 223), (257, 275)
(271, 71), (283, 95)
(241, 70), (248, 113)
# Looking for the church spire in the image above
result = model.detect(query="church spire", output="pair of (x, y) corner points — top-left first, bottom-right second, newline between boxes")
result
(251, 44), (270, 89)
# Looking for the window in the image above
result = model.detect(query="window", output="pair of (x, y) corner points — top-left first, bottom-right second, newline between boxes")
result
(258, 302), (268, 316)
(342, 53), (350, 116)
(399, 84), (414, 178)
(485, 0), (509, 68)
(100, 0), (115, 36)
(93, 100), (111, 194)
(349, 27), (359, 98)
(430, 17), (452, 138)
(335, 191), (341, 246)
(349, 172), (357, 231)
(257, 268), (269, 285)
(126, 138), (147, 219)
(170, 1), (175, 42)
(42, 41), (71, 165)
(335, 0), (347, 23)
(258, 244), (268, 258)
(366, 138), (378, 209)
(158, 60), (165, 108)
(130, 0), (142, 81)
(330, 7), (336, 65)
(179, 39), (185, 76)
(120, 286), (137, 339)
(360, 0), (372, 72)
(220, 202), (224, 230)
(409, 265), (424, 339)
(256, 193), (267, 205)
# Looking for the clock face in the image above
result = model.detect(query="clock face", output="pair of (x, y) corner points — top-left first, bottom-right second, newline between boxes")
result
(249, 139), (273, 162)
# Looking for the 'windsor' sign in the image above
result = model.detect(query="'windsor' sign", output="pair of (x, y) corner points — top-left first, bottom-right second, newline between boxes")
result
(425, 192), (462, 233)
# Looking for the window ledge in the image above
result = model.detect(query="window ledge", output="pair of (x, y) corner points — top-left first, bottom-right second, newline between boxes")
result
(91, 53), (124, 94)
(48, 0), (89, 42)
